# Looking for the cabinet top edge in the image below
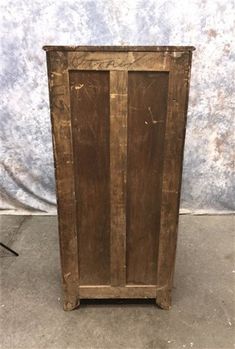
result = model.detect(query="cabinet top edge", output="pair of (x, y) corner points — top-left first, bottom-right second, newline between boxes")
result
(43, 45), (196, 52)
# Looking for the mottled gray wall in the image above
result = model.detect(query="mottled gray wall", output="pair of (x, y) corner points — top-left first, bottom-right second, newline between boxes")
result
(0, 0), (234, 213)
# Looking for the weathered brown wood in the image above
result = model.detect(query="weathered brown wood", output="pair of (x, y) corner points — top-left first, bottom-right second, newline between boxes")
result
(126, 71), (169, 285)
(68, 52), (171, 71)
(70, 70), (110, 285)
(43, 45), (195, 52)
(110, 71), (128, 286)
(156, 52), (193, 309)
(79, 285), (158, 298)
(46, 51), (79, 311)
(44, 46), (194, 310)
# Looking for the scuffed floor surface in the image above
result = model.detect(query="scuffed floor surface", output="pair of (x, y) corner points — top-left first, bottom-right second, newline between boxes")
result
(0, 215), (234, 349)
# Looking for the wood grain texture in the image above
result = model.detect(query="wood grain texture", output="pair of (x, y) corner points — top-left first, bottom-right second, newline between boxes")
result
(156, 52), (193, 309)
(70, 70), (110, 285)
(110, 71), (128, 286)
(46, 51), (79, 310)
(127, 71), (169, 285)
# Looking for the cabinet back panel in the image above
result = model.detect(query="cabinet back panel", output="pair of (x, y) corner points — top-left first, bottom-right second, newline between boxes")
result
(126, 71), (169, 285)
(70, 70), (110, 285)
(45, 47), (194, 308)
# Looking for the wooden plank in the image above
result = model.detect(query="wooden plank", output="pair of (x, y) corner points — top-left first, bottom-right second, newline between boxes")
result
(46, 51), (79, 311)
(43, 45), (195, 52)
(156, 52), (193, 309)
(68, 52), (171, 71)
(79, 285), (158, 298)
(69, 70), (110, 285)
(110, 71), (128, 286)
(126, 71), (169, 285)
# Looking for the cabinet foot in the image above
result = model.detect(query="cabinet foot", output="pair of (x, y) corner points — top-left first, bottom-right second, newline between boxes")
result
(156, 288), (172, 310)
(63, 297), (80, 311)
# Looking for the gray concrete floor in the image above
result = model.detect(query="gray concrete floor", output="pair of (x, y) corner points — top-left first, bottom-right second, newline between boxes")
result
(0, 215), (234, 349)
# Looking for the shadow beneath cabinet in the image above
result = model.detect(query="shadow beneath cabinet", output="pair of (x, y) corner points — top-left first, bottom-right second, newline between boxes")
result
(80, 298), (156, 307)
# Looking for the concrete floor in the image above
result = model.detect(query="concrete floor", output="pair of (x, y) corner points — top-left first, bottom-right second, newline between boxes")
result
(0, 215), (234, 349)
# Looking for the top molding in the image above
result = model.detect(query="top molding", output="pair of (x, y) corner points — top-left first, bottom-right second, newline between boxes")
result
(43, 45), (195, 52)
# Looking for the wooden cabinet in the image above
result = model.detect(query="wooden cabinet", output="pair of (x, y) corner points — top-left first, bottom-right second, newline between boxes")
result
(43, 46), (195, 310)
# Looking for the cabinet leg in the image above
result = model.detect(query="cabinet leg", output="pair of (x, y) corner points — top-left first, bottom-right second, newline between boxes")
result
(156, 288), (172, 310)
(63, 296), (80, 311)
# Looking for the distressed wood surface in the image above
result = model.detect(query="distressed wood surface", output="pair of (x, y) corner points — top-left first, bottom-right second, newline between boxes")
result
(70, 70), (110, 286)
(78, 285), (158, 299)
(46, 51), (79, 311)
(126, 71), (169, 285)
(110, 71), (128, 286)
(45, 47), (194, 310)
(43, 45), (195, 52)
(156, 52), (193, 309)
(68, 52), (171, 71)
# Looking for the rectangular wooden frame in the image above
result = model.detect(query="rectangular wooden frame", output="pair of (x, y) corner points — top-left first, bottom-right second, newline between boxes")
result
(44, 46), (194, 310)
